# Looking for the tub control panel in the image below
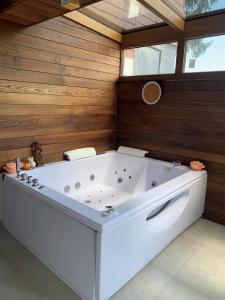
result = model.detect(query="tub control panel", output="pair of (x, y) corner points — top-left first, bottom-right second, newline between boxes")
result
(16, 173), (45, 191)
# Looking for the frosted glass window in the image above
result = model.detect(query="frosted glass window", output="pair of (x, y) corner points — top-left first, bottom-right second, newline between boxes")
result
(122, 43), (177, 76)
(184, 35), (225, 73)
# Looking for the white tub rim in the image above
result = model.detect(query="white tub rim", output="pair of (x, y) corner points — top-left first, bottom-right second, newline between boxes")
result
(3, 151), (207, 233)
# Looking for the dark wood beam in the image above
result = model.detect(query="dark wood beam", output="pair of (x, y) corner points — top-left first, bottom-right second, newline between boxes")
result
(0, 0), (24, 12)
(65, 11), (122, 42)
(122, 24), (181, 49)
(61, 0), (103, 10)
(185, 12), (225, 39)
(80, 0), (103, 7)
(122, 12), (225, 49)
(0, 0), (16, 10)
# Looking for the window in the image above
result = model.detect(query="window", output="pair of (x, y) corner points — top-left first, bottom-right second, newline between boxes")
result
(184, 0), (225, 17)
(122, 43), (177, 76)
(162, 0), (225, 18)
(184, 35), (225, 73)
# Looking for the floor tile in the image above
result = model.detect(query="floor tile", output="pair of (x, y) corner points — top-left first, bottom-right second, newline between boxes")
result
(0, 256), (17, 279)
(203, 224), (225, 254)
(43, 286), (81, 300)
(0, 286), (38, 300)
(111, 265), (172, 300)
(1, 219), (225, 300)
(0, 227), (25, 257)
(182, 218), (218, 244)
(156, 278), (211, 300)
(152, 235), (200, 275)
(175, 246), (225, 299)
(0, 268), (41, 300)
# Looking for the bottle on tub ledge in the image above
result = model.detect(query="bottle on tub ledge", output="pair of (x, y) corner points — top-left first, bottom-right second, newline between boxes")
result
(3, 141), (44, 174)
(31, 142), (44, 167)
(22, 157), (36, 170)
(3, 162), (17, 174)
(190, 161), (206, 171)
(3, 157), (36, 175)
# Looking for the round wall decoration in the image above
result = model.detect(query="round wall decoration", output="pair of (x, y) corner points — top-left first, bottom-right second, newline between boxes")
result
(142, 81), (162, 105)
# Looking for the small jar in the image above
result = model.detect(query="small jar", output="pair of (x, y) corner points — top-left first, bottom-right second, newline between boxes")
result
(28, 157), (36, 168)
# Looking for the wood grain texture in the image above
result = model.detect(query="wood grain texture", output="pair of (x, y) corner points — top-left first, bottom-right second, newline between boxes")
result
(122, 24), (181, 49)
(138, 0), (184, 31)
(0, 16), (119, 166)
(0, 0), (103, 26)
(122, 13), (225, 49)
(64, 11), (122, 43)
(117, 79), (225, 225)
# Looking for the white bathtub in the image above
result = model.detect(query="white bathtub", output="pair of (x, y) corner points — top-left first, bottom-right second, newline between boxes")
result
(1, 151), (207, 300)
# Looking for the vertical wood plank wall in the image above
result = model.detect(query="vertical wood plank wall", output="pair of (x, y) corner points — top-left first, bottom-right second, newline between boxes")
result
(117, 79), (225, 225)
(0, 16), (120, 166)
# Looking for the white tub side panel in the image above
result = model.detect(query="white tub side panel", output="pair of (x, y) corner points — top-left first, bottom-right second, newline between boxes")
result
(97, 176), (207, 300)
(2, 181), (96, 300)
(0, 175), (3, 220)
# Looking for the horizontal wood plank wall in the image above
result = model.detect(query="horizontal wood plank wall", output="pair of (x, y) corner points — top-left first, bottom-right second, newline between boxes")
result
(0, 16), (120, 166)
(117, 79), (225, 225)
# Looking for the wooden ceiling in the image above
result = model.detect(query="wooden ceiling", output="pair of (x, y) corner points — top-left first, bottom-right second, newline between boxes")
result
(0, 0), (101, 26)
(0, 0), (184, 30)
(1, 0), (222, 43)
(0, 0), (67, 25)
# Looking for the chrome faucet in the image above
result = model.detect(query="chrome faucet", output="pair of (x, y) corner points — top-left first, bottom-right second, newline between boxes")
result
(16, 157), (21, 178)
(172, 161), (181, 166)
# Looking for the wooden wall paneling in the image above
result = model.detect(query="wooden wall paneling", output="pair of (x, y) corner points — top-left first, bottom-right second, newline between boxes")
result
(117, 79), (225, 225)
(0, 16), (120, 167)
(0, 22), (120, 67)
(41, 17), (119, 49)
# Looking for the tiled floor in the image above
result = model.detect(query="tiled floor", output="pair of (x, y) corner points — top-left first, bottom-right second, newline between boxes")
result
(1, 218), (225, 300)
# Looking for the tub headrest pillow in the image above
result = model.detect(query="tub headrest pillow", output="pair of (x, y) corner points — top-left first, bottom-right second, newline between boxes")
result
(118, 146), (148, 158)
(64, 147), (96, 161)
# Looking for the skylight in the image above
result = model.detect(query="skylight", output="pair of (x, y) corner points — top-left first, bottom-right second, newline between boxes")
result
(78, 0), (163, 33)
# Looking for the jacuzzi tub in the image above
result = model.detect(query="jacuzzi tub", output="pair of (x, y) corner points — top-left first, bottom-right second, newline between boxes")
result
(1, 150), (207, 300)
